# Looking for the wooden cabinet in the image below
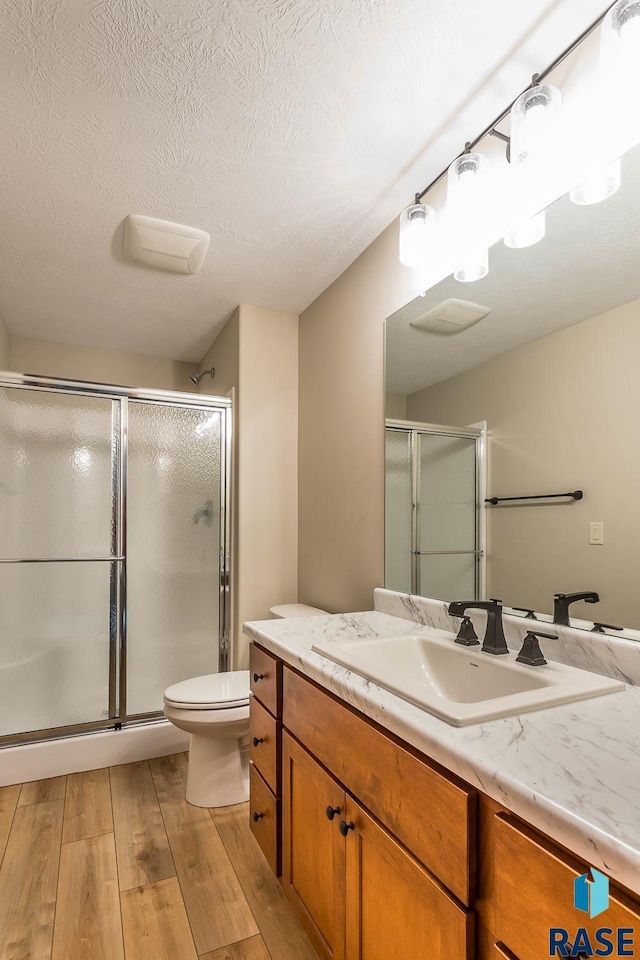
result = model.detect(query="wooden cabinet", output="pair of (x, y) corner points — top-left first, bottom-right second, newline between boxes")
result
(249, 644), (283, 875)
(494, 814), (640, 960)
(345, 796), (473, 960)
(248, 643), (640, 960)
(283, 663), (476, 905)
(282, 732), (346, 960)
(282, 731), (472, 960)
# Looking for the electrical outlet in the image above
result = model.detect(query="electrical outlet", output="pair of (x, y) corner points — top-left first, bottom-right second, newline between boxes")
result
(589, 522), (604, 545)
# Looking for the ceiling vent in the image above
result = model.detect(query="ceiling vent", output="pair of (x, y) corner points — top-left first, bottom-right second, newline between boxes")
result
(123, 215), (210, 275)
(409, 298), (491, 335)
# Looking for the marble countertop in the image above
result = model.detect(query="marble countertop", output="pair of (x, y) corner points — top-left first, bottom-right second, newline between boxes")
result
(244, 606), (640, 897)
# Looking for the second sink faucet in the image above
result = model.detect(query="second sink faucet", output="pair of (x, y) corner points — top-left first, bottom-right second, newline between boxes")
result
(447, 600), (509, 656)
(553, 591), (599, 626)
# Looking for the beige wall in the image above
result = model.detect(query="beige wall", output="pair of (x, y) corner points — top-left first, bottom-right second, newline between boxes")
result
(201, 305), (298, 668)
(298, 222), (414, 613)
(385, 393), (407, 420)
(0, 314), (10, 369)
(9, 336), (198, 392)
(407, 298), (640, 628)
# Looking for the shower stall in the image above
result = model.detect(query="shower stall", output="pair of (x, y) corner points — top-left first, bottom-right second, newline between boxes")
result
(0, 372), (231, 746)
(385, 419), (486, 601)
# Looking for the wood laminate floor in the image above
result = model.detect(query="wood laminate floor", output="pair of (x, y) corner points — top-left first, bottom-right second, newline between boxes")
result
(0, 753), (319, 960)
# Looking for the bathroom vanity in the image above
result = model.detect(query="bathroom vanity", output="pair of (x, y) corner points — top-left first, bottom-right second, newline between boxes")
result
(246, 592), (640, 960)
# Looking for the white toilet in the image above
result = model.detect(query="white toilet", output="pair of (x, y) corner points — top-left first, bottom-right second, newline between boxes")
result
(164, 671), (251, 808)
(164, 603), (328, 808)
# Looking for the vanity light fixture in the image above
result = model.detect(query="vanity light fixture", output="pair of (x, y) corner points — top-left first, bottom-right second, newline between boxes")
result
(398, 197), (436, 267)
(504, 210), (546, 249)
(448, 146), (491, 282)
(570, 157), (621, 205)
(601, 0), (640, 76)
(509, 78), (562, 166)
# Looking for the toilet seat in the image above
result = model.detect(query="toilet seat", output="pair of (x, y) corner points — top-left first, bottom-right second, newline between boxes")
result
(164, 670), (250, 711)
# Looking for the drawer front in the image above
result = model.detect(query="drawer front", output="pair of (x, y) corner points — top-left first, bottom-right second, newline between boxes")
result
(495, 814), (640, 960)
(283, 666), (476, 905)
(249, 763), (280, 876)
(250, 697), (280, 794)
(250, 643), (282, 717)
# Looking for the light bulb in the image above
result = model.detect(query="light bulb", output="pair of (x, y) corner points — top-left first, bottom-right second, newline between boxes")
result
(570, 158), (622, 205)
(448, 151), (491, 210)
(398, 202), (435, 267)
(601, 0), (640, 91)
(510, 83), (562, 164)
(504, 210), (546, 249)
(454, 249), (489, 283)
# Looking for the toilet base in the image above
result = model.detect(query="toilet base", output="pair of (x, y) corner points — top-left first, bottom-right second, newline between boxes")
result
(186, 732), (249, 807)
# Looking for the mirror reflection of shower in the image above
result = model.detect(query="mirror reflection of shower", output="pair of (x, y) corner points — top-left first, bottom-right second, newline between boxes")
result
(190, 367), (216, 386)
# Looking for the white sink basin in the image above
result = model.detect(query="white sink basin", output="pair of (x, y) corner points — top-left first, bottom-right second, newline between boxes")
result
(311, 631), (624, 726)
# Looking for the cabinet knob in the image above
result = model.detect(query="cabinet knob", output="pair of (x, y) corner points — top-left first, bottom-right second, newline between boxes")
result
(252, 737), (264, 747)
(252, 811), (264, 822)
(253, 672), (265, 682)
(339, 820), (355, 837)
(325, 805), (341, 821)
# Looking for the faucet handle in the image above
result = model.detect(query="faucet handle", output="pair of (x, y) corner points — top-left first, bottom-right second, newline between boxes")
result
(512, 606), (538, 620)
(489, 597), (503, 605)
(591, 622), (623, 634)
(453, 615), (480, 647)
(516, 630), (558, 666)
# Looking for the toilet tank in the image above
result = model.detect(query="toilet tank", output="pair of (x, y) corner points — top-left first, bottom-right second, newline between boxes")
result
(269, 603), (328, 619)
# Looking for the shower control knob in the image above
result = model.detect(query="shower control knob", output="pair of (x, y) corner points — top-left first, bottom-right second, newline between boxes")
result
(325, 805), (341, 821)
(252, 737), (264, 747)
(252, 812), (264, 823)
(253, 673), (265, 682)
(339, 820), (355, 837)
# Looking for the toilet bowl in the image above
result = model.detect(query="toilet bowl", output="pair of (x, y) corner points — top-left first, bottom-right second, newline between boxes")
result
(164, 671), (250, 808)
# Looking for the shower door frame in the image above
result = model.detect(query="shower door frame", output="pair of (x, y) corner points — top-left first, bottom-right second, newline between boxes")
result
(0, 371), (232, 746)
(385, 418), (487, 600)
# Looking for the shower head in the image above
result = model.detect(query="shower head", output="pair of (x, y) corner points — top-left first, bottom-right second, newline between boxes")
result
(190, 367), (216, 386)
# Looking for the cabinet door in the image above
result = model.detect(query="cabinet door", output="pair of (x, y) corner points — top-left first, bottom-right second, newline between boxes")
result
(344, 796), (473, 960)
(282, 732), (346, 960)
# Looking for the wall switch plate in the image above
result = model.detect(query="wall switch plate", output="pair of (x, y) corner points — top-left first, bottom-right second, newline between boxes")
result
(589, 522), (604, 545)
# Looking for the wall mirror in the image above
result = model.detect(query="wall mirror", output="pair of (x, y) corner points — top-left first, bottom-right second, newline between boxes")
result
(385, 137), (640, 637)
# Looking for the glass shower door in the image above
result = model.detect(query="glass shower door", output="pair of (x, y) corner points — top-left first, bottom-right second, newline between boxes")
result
(417, 432), (478, 599)
(0, 387), (117, 739)
(125, 401), (226, 716)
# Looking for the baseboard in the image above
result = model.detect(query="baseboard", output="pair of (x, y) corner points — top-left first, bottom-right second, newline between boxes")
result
(0, 720), (190, 786)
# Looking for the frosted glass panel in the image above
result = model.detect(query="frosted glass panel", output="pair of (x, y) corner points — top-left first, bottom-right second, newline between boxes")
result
(0, 562), (111, 736)
(419, 554), (476, 601)
(417, 434), (477, 553)
(126, 402), (223, 715)
(0, 388), (114, 559)
(385, 430), (412, 593)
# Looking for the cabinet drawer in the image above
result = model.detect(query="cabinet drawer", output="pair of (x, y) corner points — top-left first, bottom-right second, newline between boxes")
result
(495, 814), (640, 960)
(250, 697), (280, 794)
(283, 666), (476, 905)
(249, 763), (280, 876)
(250, 643), (282, 717)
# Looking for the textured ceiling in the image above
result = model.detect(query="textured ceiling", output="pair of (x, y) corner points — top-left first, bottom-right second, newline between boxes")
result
(0, 0), (606, 361)
(386, 141), (640, 396)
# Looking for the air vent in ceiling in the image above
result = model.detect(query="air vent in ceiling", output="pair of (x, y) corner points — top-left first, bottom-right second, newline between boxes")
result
(124, 215), (210, 275)
(409, 298), (490, 335)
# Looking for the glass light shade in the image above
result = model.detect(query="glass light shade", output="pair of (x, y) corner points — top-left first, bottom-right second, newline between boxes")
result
(454, 249), (489, 283)
(398, 202), (435, 267)
(447, 152), (492, 209)
(510, 83), (562, 164)
(602, 0), (640, 65)
(570, 158), (622, 206)
(504, 210), (546, 249)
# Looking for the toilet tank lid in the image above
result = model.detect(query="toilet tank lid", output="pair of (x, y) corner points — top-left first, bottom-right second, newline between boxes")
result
(270, 603), (329, 618)
(164, 671), (250, 706)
